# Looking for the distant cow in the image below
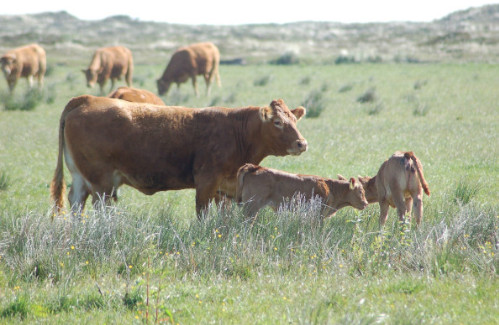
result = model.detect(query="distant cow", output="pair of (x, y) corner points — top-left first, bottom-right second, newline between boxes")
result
(236, 164), (368, 219)
(82, 46), (133, 94)
(108, 86), (165, 105)
(50, 97), (307, 217)
(340, 151), (430, 226)
(157, 42), (221, 97)
(1, 44), (46, 93)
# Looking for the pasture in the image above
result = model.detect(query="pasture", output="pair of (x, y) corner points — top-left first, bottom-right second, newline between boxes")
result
(0, 62), (497, 323)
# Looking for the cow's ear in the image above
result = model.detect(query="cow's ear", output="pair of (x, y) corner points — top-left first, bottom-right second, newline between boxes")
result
(291, 106), (306, 121)
(337, 174), (347, 181)
(259, 106), (273, 122)
(349, 177), (356, 190)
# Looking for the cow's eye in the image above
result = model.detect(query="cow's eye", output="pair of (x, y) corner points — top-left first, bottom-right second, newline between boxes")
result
(273, 120), (283, 127)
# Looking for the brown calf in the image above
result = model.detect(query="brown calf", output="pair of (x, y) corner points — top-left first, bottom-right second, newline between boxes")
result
(237, 164), (368, 219)
(340, 151), (430, 226)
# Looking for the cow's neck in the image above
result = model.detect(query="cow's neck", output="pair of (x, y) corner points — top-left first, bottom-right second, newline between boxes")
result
(364, 176), (378, 203)
(330, 182), (351, 209)
(233, 108), (270, 165)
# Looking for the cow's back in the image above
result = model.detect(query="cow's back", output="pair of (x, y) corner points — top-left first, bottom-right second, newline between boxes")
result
(190, 42), (220, 73)
(8, 44), (45, 77)
(108, 87), (165, 105)
(240, 166), (327, 203)
(377, 151), (422, 200)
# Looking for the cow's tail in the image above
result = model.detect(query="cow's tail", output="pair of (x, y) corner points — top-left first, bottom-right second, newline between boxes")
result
(126, 50), (134, 86)
(405, 152), (430, 196)
(37, 46), (47, 80)
(50, 96), (88, 218)
(50, 114), (67, 217)
(235, 163), (259, 203)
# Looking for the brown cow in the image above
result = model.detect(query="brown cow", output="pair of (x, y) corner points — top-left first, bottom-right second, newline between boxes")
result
(50, 97), (307, 217)
(1, 44), (46, 93)
(108, 86), (165, 105)
(340, 151), (430, 226)
(236, 164), (368, 219)
(82, 46), (133, 94)
(157, 42), (221, 97)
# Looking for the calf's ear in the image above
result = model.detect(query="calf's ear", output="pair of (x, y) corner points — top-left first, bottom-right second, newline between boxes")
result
(291, 106), (306, 121)
(337, 174), (347, 181)
(349, 177), (356, 190)
(259, 106), (273, 122)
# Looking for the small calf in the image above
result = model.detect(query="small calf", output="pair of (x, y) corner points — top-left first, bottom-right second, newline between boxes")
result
(236, 163), (368, 219)
(340, 151), (430, 226)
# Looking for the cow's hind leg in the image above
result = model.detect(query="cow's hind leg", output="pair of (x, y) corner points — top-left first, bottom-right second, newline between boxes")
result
(68, 172), (90, 215)
(393, 191), (408, 224)
(64, 149), (90, 214)
(412, 194), (423, 226)
(378, 200), (390, 227)
(204, 73), (212, 96)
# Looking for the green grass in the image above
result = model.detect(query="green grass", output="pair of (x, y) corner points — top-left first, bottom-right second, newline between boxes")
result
(0, 62), (498, 323)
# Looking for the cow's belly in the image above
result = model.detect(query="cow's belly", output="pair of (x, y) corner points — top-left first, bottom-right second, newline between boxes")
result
(119, 168), (195, 195)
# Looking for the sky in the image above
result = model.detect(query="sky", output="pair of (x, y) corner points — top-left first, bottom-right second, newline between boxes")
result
(2, 1), (497, 25)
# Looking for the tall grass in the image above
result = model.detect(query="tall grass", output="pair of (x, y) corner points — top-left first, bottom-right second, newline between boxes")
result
(0, 171), (9, 191)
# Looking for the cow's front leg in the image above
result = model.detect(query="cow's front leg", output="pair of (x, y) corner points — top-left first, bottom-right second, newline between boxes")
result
(191, 75), (199, 97)
(8, 78), (17, 93)
(27, 75), (34, 89)
(195, 178), (220, 219)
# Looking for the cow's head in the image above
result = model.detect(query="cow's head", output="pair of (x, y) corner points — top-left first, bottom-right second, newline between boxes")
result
(1, 54), (16, 76)
(348, 177), (369, 210)
(82, 68), (98, 88)
(259, 99), (308, 156)
(156, 79), (171, 96)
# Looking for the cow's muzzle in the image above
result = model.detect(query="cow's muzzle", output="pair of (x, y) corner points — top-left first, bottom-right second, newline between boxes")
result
(288, 139), (308, 155)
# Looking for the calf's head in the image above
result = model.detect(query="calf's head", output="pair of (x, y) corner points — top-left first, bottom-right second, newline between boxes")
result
(259, 99), (308, 156)
(346, 177), (369, 210)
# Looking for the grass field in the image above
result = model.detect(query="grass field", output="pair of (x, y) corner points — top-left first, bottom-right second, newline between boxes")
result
(0, 63), (498, 324)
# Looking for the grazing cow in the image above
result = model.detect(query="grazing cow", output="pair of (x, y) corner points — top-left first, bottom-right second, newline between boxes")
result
(1, 44), (46, 93)
(50, 97), (307, 217)
(236, 164), (368, 219)
(82, 46), (133, 94)
(108, 86), (165, 105)
(157, 42), (221, 97)
(339, 151), (430, 226)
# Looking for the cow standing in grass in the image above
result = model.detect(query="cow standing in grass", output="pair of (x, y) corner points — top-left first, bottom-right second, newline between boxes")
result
(157, 42), (221, 97)
(340, 151), (430, 226)
(237, 164), (368, 219)
(82, 46), (133, 94)
(1, 44), (46, 93)
(50, 97), (307, 217)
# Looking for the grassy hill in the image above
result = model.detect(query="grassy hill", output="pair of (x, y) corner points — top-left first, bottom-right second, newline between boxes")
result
(0, 4), (498, 65)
